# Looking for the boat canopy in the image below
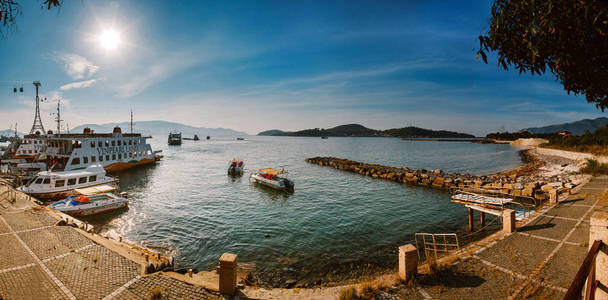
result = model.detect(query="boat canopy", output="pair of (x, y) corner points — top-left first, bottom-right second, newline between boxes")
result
(259, 168), (284, 175)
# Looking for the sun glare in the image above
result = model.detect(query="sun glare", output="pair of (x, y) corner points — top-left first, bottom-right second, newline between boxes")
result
(99, 29), (121, 50)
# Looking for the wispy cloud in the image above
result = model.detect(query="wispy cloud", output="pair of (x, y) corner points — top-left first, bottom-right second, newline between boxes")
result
(56, 53), (100, 79)
(60, 79), (98, 91)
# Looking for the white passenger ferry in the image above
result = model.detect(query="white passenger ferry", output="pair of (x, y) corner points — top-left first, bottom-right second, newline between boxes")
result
(39, 126), (161, 173)
(17, 164), (117, 201)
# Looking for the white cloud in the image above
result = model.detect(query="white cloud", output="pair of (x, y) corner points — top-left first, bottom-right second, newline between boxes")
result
(56, 53), (100, 79)
(60, 79), (97, 91)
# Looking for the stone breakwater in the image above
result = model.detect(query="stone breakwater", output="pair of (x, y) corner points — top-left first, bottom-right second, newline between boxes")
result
(305, 155), (586, 202)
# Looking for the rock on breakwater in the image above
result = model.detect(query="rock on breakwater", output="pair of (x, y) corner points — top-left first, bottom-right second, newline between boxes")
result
(304, 156), (586, 202)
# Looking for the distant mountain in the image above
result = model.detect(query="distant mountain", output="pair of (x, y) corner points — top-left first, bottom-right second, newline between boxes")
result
(524, 117), (608, 135)
(71, 120), (248, 137)
(258, 124), (474, 138)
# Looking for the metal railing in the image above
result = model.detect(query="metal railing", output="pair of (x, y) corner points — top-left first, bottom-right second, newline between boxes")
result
(564, 240), (604, 300)
(414, 233), (460, 261)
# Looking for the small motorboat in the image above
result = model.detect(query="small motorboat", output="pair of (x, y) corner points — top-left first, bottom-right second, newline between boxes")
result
(228, 159), (245, 176)
(250, 168), (294, 192)
(48, 193), (128, 217)
(236, 137), (245, 141)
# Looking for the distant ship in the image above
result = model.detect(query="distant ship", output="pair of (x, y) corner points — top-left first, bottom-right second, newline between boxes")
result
(168, 132), (182, 145)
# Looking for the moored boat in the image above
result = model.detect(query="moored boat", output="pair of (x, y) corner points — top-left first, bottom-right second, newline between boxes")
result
(168, 132), (182, 145)
(250, 168), (294, 192)
(48, 193), (128, 216)
(17, 164), (117, 201)
(228, 159), (245, 176)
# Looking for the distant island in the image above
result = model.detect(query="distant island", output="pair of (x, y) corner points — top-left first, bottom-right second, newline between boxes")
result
(258, 124), (475, 138)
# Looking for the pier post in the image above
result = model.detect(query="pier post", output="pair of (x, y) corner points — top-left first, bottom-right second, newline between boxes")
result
(480, 211), (485, 227)
(218, 253), (238, 295)
(398, 244), (418, 282)
(589, 211), (608, 299)
(502, 209), (516, 233)
(468, 208), (474, 232)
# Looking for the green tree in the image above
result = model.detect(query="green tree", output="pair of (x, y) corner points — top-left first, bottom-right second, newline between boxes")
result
(477, 0), (608, 110)
(1, 0), (62, 38)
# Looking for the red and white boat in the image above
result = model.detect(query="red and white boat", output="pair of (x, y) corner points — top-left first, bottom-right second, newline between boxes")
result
(48, 193), (128, 217)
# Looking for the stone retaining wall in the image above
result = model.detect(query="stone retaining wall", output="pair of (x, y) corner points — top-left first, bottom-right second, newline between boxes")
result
(305, 157), (583, 202)
(536, 147), (608, 164)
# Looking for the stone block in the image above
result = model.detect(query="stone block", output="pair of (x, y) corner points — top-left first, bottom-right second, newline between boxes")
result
(219, 253), (238, 295)
(502, 209), (516, 233)
(398, 244), (418, 281)
(590, 210), (608, 300)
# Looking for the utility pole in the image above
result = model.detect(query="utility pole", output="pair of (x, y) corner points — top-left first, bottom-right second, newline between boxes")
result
(29, 81), (45, 134)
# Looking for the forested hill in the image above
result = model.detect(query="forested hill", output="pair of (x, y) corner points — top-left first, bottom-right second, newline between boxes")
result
(258, 124), (474, 138)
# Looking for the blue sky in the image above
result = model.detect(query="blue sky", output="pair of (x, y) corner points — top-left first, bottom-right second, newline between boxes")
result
(0, 0), (604, 135)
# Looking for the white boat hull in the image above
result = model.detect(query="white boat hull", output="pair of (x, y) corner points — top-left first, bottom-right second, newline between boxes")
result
(250, 174), (294, 192)
(48, 194), (128, 217)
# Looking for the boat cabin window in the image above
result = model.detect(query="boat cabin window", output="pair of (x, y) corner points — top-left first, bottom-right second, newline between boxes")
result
(78, 177), (87, 184)
(111, 140), (115, 146)
(35, 178), (43, 184)
(71, 158), (80, 165)
(55, 180), (65, 187)
(91, 156), (96, 163)
(112, 154), (116, 160)
(105, 140), (109, 147)
(98, 141), (102, 147)
(118, 153), (122, 160)
(43, 178), (50, 185)
(99, 156), (103, 162)
(106, 155), (110, 161)
(128, 140), (132, 145)
(34, 141), (37, 144)
(73, 140), (81, 149)
(89, 175), (97, 182)
(68, 178), (76, 186)
(90, 141), (95, 148)
(83, 157), (89, 164)
(118, 140), (122, 146)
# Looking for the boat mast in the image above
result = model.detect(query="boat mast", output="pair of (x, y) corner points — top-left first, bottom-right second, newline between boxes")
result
(130, 109), (134, 134)
(30, 81), (46, 134)
(52, 99), (63, 136)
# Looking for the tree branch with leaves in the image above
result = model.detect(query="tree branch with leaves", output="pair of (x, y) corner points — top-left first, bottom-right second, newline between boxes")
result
(477, 0), (608, 110)
(0, 0), (62, 38)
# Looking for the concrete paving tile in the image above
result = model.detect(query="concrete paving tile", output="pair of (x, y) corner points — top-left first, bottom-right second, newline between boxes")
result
(518, 215), (578, 241)
(115, 273), (222, 299)
(2, 210), (56, 231)
(544, 204), (590, 220)
(514, 281), (565, 300)
(567, 222), (590, 245)
(539, 244), (587, 289)
(476, 233), (558, 274)
(418, 258), (523, 300)
(46, 244), (140, 300)
(0, 235), (36, 270)
(19, 226), (94, 260)
(0, 218), (9, 234)
(0, 265), (67, 300)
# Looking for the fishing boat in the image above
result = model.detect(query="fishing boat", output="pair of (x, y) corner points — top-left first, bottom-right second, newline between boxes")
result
(168, 132), (182, 145)
(228, 159), (245, 176)
(250, 168), (294, 192)
(48, 193), (128, 216)
(17, 164), (117, 201)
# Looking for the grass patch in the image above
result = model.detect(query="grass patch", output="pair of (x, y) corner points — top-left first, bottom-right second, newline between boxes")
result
(149, 287), (164, 300)
(580, 159), (608, 175)
(338, 281), (392, 300)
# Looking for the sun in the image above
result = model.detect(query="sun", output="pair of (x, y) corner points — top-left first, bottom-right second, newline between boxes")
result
(98, 29), (121, 50)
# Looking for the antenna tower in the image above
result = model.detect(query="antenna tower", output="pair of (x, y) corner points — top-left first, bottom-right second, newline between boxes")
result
(29, 81), (45, 134)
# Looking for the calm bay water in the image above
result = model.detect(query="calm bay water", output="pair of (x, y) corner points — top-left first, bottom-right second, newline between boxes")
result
(86, 136), (523, 285)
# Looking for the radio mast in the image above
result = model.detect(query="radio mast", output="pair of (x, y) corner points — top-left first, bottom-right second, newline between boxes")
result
(51, 99), (64, 135)
(29, 81), (45, 134)
(130, 109), (134, 134)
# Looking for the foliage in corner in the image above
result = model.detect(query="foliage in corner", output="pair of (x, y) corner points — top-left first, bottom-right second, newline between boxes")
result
(0, 0), (62, 38)
(477, 0), (608, 109)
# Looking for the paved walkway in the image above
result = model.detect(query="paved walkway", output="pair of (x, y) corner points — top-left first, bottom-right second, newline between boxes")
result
(409, 176), (607, 299)
(0, 183), (223, 300)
